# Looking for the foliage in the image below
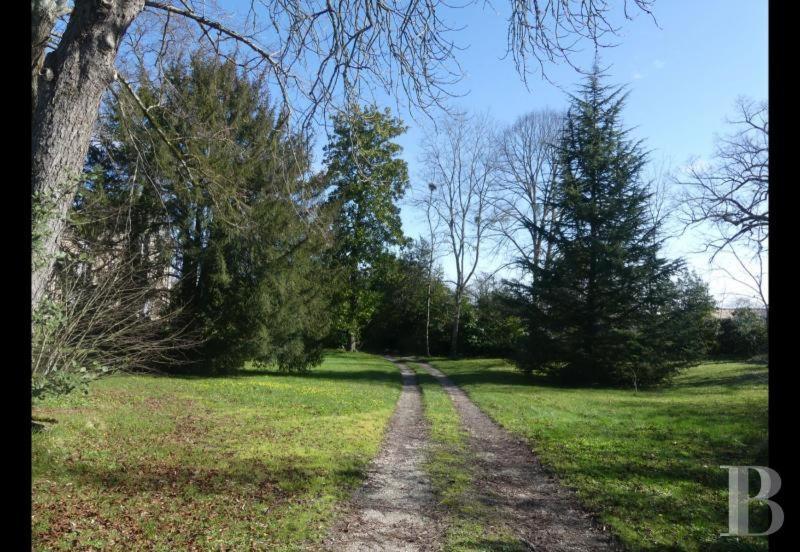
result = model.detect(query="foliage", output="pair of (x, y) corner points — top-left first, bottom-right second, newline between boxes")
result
(32, 293), (104, 403)
(31, 366), (104, 403)
(360, 242), (452, 355)
(520, 68), (706, 386)
(714, 308), (768, 358)
(323, 104), (410, 350)
(462, 277), (526, 358)
(432, 357), (769, 552)
(32, 170), (195, 401)
(93, 52), (332, 373)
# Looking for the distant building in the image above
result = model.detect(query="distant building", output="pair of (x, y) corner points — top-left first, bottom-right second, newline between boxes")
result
(712, 308), (767, 320)
(55, 227), (176, 320)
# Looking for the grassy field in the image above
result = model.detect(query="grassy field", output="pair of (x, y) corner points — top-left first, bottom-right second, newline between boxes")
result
(412, 364), (526, 551)
(429, 358), (769, 552)
(31, 352), (401, 551)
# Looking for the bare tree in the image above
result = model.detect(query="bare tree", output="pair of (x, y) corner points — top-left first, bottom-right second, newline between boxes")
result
(418, 182), (445, 357)
(422, 111), (498, 357)
(493, 109), (564, 281)
(709, 243), (768, 311)
(677, 97), (768, 310)
(32, 0), (657, 313)
(678, 97), (768, 257)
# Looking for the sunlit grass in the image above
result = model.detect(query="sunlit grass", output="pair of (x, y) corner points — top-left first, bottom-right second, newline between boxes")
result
(429, 359), (769, 552)
(32, 351), (401, 551)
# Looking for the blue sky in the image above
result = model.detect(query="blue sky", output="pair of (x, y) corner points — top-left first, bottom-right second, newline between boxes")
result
(377, 0), (768, 305)
(221, 0), (768, 304)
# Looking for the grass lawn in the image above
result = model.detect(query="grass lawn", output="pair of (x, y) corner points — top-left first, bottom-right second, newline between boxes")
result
(31, 351), (401, 551)
(429, 358), (769, 552)
(412, 364), (526, 551)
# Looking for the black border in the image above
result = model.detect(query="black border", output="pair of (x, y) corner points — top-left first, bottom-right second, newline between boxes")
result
(767, 0), (792, 549)
(20, 0), (788, 549)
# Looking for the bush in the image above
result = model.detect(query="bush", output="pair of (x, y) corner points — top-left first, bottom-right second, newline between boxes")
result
(714, 308), (768, 358)
(462, 280), (525, 358)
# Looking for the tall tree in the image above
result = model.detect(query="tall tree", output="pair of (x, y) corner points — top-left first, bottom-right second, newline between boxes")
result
(93, 53), (333, 372)
(524, 68), (704, 386)
(416, 182), (446, 357)
(32, 0), (146, 313)
(677, 97), (768, 310)
(422, 111), (498, 357)
(31, 0), (656, 313)
(494, 109), (565, 280)
(323, 105), (410, 351)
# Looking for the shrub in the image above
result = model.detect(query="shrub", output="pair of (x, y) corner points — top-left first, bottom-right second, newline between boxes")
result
(714, 308), (768, 358)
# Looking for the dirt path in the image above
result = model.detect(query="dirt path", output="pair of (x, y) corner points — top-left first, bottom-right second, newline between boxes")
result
(415, 360), (620, 552)
(323, 359), (444, 551)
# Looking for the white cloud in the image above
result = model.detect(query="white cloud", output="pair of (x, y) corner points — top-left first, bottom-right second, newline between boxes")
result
(653, 59), (666, 69)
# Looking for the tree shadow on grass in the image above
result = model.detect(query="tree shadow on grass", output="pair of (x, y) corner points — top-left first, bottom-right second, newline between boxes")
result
(157, 367), (403, 387)
(46, 454), (367, 501)
(142, 355), (768, 395)
(422, 358), (769, 393)
(669, 370), (768, 390)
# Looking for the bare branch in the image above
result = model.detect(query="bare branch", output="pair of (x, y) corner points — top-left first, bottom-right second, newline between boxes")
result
(491, 108), (565, 280)
(421, 110), (500, 354)
(675, 97), (768, 258)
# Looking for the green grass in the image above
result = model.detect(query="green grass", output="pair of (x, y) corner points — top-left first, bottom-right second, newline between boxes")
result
(429, 359), (769, 552)
(412, 364), (527, 551)
(32, 352), (402, 551)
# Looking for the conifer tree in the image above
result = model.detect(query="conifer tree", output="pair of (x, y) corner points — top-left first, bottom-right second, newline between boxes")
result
(522, 68), (711, 385)
(90, 52), (333, 372)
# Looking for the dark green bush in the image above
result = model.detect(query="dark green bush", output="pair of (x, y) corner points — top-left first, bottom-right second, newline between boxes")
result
(714, 308), (768, 358)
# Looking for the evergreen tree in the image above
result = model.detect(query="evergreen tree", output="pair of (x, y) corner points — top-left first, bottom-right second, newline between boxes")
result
(90, 52), (332, 372)
(322, 105), (410, 350)
(463, 277), (525, 358)
(522, 68), (707, 386)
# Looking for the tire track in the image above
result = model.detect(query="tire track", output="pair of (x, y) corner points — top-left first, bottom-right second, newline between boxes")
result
(323, 358), (444, 551)
(416, 360), (620, 552)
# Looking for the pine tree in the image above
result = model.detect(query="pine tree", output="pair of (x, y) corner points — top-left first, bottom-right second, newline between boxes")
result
(523, 67), (706, 386)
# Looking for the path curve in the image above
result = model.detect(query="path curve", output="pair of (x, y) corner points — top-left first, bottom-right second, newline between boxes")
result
(322, 359), (444, 551)
(416, 360), (621, 552)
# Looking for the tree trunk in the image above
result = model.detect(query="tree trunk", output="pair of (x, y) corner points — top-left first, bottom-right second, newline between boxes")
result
(449, 287), (462, 358)
(31, 0), (145, 312)
(32, 1), (68, 113)
(425, 278), (432, 357)
(349, 331), (358, 352)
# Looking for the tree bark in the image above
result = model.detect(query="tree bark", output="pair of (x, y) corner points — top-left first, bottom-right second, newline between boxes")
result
(31, 0), (145, 312)
(449, 287), (462, 358)
(425, 274), (432, 357)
